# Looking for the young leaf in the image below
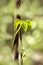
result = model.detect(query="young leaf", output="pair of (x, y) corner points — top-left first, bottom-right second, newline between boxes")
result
(22, 22), (28, 32)
(22, 20), (32, 32)
(25, 20), (32, 27)
(14, 19), (22, 30)
(14, 19), (32, 34)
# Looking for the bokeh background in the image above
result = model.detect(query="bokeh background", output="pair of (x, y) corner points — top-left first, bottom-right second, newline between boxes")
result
(0, 0), (43, 65)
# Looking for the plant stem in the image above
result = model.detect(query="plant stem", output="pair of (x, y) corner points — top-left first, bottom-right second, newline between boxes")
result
(14, 25), (21, 41)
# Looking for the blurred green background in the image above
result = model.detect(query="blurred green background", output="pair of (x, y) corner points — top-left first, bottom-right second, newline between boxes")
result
(0, 0), (43, 65)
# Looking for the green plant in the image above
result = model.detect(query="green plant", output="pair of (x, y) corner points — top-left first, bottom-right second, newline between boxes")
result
(14, 19), (32, 64)
(14, 19), (32, 39)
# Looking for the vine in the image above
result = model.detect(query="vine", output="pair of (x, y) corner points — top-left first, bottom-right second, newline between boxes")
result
(14, 19), (32, 39)
(14, 19), (32, 64)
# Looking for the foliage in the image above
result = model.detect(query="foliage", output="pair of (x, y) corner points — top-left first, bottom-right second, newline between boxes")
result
(14, 19), (32, 38)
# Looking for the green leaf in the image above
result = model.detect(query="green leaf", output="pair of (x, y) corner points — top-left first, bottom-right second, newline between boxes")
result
(22, 22), (28, 32)
(14, 19), (32, 32)
(22, 20), (32, 32)
(14, 19), (22, 30)
(25, 20), (32, 27)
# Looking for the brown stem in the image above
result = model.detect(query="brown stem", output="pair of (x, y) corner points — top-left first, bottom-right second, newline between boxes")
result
(14, 1), (23, 65)
(14, 15), (21, 60)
